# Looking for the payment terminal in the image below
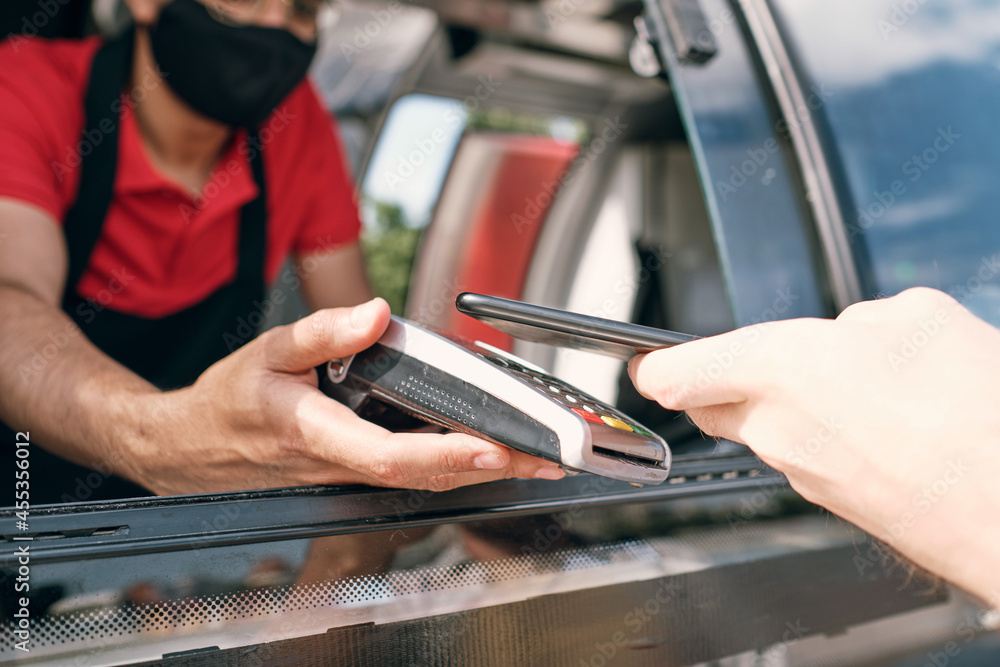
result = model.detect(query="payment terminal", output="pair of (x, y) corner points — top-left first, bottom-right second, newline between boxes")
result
(319, 316), (671, 486)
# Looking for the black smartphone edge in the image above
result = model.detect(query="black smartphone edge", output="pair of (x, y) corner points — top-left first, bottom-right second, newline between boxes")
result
(455, 292), (699, 357)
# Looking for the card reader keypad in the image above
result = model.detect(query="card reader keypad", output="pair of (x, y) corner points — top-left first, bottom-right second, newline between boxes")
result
(471, 345), (657, 438)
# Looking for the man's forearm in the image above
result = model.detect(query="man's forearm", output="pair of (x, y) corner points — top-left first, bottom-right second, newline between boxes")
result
(0, 284), (158, 483)
(298, 242), (375, 311)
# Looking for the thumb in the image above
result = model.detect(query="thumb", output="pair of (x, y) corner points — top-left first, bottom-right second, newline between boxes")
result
(261, 298), (392, 373)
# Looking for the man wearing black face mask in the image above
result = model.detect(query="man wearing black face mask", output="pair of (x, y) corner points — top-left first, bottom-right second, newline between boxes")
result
(0, 0), (563, 502)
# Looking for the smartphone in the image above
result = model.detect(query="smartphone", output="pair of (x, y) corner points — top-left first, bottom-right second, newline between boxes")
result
(455, 292), (699, 360)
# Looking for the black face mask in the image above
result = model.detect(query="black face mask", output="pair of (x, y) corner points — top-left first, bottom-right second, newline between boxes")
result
(149, 0), (317, 128)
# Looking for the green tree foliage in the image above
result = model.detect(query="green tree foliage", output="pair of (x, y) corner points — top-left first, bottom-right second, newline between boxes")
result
(361, 200), (421, 315)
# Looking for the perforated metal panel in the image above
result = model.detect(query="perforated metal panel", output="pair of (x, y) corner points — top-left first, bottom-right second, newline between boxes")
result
(1, 540), (661, 664)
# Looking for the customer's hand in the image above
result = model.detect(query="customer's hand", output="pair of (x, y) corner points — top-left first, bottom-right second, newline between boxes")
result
(127, 298), (564, 495)
(629, 287), (1000, 603)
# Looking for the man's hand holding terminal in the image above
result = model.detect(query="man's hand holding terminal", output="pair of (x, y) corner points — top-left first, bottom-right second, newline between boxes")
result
(127, 298), (565, 495)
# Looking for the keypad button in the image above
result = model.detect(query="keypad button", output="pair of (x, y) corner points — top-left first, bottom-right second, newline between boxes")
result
(600, 415), (634, 432)
(572, 407), (604, 424)
(630, 423), (655, 437)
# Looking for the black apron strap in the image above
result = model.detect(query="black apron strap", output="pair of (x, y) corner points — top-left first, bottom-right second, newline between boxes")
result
(236, 134), (267, 286)
(17, 31), (271, 504)
(61, 30), (268, 309)
(61, 28), (134, 305)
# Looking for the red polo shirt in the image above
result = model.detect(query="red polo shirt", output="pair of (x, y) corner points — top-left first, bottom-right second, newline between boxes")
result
(0, 36), (361, 318)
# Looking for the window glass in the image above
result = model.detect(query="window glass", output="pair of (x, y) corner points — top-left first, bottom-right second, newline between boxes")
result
(360, 95), (466, 313)
(649, 0), (833, 325)
(359, 94), (587, 314)
(769, 0), (1000, 325)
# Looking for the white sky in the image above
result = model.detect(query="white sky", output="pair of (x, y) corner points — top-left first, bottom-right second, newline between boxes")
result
(361, 95), (467, 227)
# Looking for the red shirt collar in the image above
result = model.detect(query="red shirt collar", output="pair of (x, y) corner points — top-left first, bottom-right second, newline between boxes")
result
(114, 106), (259, 216)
